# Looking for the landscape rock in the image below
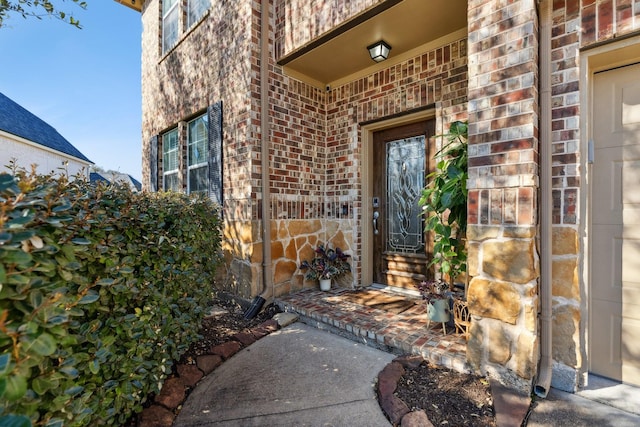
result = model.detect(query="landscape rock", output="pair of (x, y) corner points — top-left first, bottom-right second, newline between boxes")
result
(232, 331), (257, 346)
(177, 364), (204, 387)
(273, 312), (299, 327)
(380, 393), (410, 425)
(378, 361), (405, 397)
(155, 377), (185, 410)
(395, 355), (423, 369)
(196, 354), (222, 375)
(251, 327), (270, 339)
(209, 341), (242, 359)
(251, 319), (279, 339)
(204, 305), (228, 318)
(138, 404), (175, 427)
(401, 410), (433, 427)
(259, 319), (279, 332)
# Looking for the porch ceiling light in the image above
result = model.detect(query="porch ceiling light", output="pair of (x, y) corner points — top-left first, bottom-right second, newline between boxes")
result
(367, 40), (391, 62)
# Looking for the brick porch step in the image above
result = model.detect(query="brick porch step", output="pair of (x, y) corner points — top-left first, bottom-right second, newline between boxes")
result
(274, 287), (469, 374)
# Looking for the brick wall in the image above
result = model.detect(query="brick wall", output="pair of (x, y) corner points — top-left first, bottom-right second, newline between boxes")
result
(466, 0), (540, 393)
(141, 0), (469, 297)
(274, 0), (385, 57)
(136, 0), (640, 392)
(141, 0), (257, 202)
(550, 0), (640, 230)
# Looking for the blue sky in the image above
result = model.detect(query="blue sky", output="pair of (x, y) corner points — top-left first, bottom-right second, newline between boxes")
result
(0, 1), (142, 180)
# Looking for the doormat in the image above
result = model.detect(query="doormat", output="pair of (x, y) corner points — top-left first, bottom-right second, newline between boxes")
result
(327, 290), (418, 314)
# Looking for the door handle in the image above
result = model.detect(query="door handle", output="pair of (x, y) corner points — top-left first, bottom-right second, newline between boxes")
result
(373, 211), (379, 235)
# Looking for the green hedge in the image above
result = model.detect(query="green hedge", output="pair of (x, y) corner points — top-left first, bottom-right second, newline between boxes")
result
(0, 171), (222, 426)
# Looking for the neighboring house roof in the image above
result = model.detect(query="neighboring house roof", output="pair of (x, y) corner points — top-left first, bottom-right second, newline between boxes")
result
(0, 92), (92, 164)
(89, 172), (110, 185)
(128, 175), (142, 191)
(90, 171), (142, 192)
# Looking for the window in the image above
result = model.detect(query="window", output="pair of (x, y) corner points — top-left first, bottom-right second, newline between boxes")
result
(162, 0), (210, 54)
(162, 0), (179, 53)
(150, 102), (222, 202)
(187, 0), (210, 28)
(188, 114), (209, 194)
(163, 128), (180, 191)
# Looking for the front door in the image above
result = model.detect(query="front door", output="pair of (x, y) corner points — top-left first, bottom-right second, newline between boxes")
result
(591, 63), (640, 386)
(372, 120), (436, 291)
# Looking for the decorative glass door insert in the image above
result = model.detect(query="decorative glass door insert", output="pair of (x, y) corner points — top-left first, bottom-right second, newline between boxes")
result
(386, 136), (425, 254)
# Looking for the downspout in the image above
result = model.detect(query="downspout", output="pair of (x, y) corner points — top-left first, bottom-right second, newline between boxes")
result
(260, 0), (273, 301)
(534, 0), (553, 398)
(245, 0), (272, 318)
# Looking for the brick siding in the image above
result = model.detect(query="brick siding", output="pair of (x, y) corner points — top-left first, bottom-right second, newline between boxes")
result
(138, 0), (640, 391)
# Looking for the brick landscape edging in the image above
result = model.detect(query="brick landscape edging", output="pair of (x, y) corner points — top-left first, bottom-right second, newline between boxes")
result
(377, 355), (433, 427)
(136, 319), (280, 427)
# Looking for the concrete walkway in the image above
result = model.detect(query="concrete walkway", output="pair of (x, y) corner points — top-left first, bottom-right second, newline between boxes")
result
(527, 386), (640, 426)
(173, 322), (394, 426)
(526, 375), (640, 427)
(171, 297), (640, 427)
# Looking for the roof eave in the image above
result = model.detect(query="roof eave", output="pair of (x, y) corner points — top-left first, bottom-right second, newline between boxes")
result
(114, 0), (141, 12)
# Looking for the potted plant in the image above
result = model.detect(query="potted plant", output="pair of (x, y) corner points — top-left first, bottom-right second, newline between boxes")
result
(416, 280), (451, 334)
(300, 243), (351, 291)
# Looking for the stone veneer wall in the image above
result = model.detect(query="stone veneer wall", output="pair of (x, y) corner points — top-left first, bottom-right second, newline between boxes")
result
(465, 0), (540, 392)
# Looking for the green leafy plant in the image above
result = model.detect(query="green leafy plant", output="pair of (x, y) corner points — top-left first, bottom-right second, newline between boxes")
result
(0, 0), (87, 29)
(0, 168), (222, 426)
(300, 244), (351, 281)
(419, 121), (468, 290)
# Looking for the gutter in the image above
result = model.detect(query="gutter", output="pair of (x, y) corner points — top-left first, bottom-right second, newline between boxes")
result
(534, 0), (553, 398)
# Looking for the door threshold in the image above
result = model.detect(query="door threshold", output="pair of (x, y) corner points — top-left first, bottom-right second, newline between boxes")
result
(369, 283), (421, 298)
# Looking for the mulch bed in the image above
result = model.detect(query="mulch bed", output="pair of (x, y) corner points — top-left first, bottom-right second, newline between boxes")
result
(392, 359), (496, 426)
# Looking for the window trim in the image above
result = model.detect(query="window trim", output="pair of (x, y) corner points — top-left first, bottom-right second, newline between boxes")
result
(160, 0), (211, 58)
(187, 113), (209, 195)
(162, 127), (180, 192)
(162, 0), (180, 54)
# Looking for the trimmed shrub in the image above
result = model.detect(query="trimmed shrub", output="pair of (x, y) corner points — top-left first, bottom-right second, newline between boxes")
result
(0, 170), (222, 426)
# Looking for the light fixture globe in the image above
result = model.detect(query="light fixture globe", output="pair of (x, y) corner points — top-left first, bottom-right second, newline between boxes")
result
(367, 40), (391, 62)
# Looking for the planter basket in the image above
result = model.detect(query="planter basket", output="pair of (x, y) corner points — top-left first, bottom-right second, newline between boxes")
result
(453, 297), (471, 340)
(426, 299), (450, 336)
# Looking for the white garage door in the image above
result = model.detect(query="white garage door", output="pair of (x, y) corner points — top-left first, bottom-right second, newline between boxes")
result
(591, 62), (640, 386)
